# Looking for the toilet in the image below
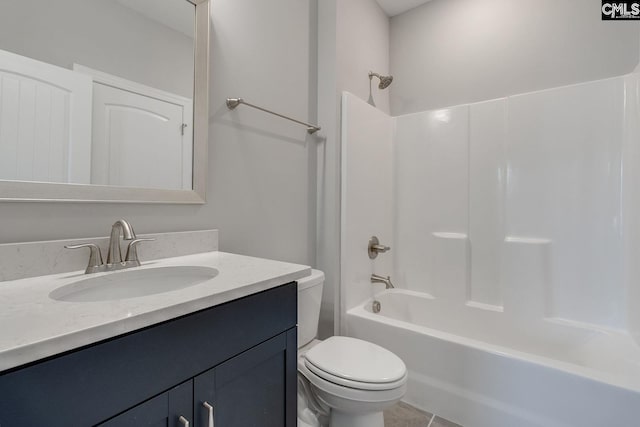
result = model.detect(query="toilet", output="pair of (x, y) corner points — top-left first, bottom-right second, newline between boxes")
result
(297, 270), (407, 427)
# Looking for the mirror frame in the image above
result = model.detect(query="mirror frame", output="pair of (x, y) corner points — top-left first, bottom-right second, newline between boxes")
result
(0, 0), (210, 204)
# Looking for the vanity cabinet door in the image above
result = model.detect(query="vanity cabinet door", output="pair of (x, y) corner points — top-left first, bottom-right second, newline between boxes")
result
(193, 329), (297, 427)
(99, 380), (193, 427)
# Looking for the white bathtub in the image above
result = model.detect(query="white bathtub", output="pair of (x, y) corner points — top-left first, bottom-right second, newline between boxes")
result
(346, 289), (640, 427)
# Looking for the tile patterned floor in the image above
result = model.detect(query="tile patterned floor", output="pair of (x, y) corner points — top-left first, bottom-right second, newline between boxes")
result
(431, 415), (464, 427)
(383, 402), (463, 427)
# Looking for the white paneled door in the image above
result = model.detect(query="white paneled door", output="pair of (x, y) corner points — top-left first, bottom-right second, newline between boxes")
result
(0, 49), (92, 184)
(82, 67), (193, 191)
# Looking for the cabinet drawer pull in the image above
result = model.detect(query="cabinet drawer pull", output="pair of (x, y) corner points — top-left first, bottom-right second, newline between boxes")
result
(203, 401), (214, 427)
(179, 415), (190, 427)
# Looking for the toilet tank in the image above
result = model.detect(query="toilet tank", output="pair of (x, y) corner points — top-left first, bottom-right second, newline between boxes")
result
(297, 269), (325, 348)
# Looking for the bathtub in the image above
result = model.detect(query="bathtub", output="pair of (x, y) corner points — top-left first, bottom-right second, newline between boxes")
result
(345, 289), (640, 427)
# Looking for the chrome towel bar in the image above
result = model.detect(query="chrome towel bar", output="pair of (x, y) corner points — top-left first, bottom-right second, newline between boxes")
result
(226, 98), (321, 134)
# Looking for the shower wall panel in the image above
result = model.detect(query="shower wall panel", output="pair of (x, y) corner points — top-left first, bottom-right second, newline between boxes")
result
(394, 76), (628, 330)
(623, 73), (640, 344)
(469, 100), (507, 307)
(340, 92), (394, 316)
(507, 78), (624, 327)
(395, 106), (469, 301)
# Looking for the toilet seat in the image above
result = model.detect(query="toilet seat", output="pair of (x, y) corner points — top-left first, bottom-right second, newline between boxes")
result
(299, 356), (407, 405)
(303, 336), (406, 386)
(302, 336), (407, 391)
(305, 359), (407, 391)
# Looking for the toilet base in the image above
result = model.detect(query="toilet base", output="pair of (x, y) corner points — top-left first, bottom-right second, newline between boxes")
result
(330, 409), (384, 427)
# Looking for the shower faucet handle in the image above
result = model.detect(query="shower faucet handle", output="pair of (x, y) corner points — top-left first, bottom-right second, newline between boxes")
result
(368, 236), (391, 259)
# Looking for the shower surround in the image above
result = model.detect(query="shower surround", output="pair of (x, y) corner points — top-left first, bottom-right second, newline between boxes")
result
(340, 72), (640, 426)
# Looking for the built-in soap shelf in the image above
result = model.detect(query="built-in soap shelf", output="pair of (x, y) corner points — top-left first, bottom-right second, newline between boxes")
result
(426, 230), (555, 324)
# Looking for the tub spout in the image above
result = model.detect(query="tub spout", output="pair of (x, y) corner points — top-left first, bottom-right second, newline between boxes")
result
(371, 274), (395, 289)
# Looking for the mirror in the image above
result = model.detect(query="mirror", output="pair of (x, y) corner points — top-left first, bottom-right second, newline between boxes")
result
(0, 0), (209, 203)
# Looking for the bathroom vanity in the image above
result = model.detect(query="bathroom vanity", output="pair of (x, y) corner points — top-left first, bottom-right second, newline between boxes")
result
(0, 251), (308, 427)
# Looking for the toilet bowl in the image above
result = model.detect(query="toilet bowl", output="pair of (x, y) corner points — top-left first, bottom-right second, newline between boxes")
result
(299, 336), (407, 427)
(297, 271), (407, 427)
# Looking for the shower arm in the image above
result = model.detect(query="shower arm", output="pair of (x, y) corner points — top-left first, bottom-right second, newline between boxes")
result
(368, 71), (393, 90)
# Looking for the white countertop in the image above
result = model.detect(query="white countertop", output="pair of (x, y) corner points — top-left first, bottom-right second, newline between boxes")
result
(0, 251), (311, 372)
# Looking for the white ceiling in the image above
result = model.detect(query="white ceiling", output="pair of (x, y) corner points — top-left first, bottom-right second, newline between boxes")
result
(115, 0), (194, 38)
(376, 0), (433, 17)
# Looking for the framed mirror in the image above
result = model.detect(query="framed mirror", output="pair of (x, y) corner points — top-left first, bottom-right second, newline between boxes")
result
(0, 0), (209, 203)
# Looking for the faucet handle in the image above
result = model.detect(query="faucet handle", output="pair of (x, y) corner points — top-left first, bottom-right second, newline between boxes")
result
(125, 238), (155, 264)
(368, 236), (391, 259)
(65, 244), (104, 274)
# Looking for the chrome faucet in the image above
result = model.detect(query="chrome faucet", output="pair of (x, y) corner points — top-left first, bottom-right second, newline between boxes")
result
(65, 219), (153, 274)
(106, 219), (136, 265)
(371, 274), (395, 289)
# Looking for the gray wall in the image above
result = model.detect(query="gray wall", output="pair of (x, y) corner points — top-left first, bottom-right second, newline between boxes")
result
(210, 0), (317, 266)
(390, 0), (640, 115)
(316, 0), (340, 338)
(0, 0), (194, 98)
(0, 0), (318, 273)
(337, 0), (391, 114)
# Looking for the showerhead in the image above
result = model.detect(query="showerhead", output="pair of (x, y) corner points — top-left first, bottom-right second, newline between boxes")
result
(378, 75), (393, 89)
(369, 72), (393, 89)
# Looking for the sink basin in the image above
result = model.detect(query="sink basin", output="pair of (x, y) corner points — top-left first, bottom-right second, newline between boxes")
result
(50, 266), (219, 302)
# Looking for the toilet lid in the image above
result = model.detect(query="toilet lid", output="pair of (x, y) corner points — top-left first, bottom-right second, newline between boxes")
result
(304, 336), (406, 385)
(304, 359), (407, 391)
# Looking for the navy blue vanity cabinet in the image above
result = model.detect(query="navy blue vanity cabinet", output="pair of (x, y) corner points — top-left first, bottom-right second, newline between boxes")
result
(194, 329), (298, 427)
(99, 380), (193, 427)
(0, 282), (297, 427)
